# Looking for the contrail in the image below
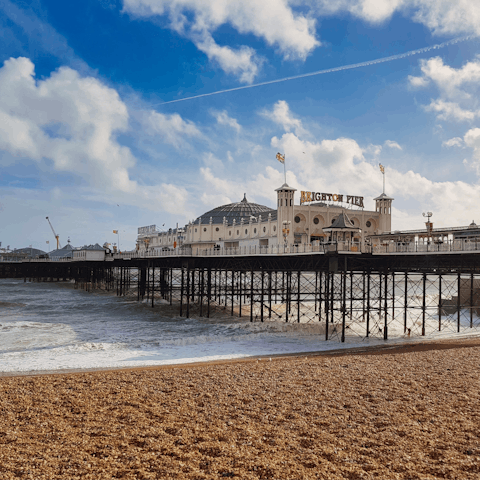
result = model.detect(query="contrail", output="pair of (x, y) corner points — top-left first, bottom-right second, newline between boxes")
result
(160, 35), (475, 105)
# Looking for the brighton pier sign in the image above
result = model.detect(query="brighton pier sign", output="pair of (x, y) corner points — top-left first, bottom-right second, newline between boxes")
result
(300, 191), (364, 208)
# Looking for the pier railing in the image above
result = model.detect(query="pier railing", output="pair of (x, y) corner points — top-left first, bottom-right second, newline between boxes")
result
(17, 238), (480, 263)
(112, 241), (361, 259)
(372, 239), (480, 254)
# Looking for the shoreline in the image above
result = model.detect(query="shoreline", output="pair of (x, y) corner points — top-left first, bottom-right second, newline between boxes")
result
(2, 335), (480, 379)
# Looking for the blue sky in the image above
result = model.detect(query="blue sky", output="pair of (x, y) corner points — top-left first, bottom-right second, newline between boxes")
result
(1, 0), (480, 251)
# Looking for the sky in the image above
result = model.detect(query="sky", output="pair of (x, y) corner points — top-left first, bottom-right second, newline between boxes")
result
(1, 0), (480, 251)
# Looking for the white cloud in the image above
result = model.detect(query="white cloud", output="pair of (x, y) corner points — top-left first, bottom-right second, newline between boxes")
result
(211, 110), (241, 132)
(123, 0), (319, 58)
(142, 110), (202, 148)
(121, 1), (480, 84)
(315, 1), (480, 36)
(384, 140), (402, 150)
(122, 0), (319, 82)
(364, 143), (383, 158)
(261, 100), (306, 137)
(442, 137), (464, 148)
(463, 128), (480, 174)
(425, 99), (477, 122)
(0, 56), (135, 192)
(412, 57), (480, 100)
(0, 57), (195, 218)
(202, 152), (224, 170)
(195, 34), (261, 84)
(409, 57), (480, 123)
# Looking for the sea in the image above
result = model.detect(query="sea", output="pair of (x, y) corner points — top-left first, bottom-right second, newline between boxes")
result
(0, 278), (477, 374)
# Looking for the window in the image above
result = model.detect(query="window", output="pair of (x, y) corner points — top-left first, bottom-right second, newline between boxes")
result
(229, 231), (232, 236)
(331, 219), (335, 224)
(263, 227), (266, 233)
(237, 230), (239, 235)
(203, 228), (207, 232)
(245, 229), (248, 234)
(313, 217), (319, 225)
(273, 226), (276, 232)
(295, 216), (301, 223)
(216, 227), (219, 232)
(366, 221), (372, 228)
(254, 228), (257, 234)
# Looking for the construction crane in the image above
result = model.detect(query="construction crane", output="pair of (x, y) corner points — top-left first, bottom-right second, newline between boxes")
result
(46, 217), (61, 249)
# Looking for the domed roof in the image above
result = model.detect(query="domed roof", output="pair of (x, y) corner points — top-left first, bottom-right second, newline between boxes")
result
(194, 194), (276, 225)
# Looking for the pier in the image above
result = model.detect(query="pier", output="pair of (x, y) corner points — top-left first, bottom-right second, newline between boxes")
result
(2, 243), (480, 343)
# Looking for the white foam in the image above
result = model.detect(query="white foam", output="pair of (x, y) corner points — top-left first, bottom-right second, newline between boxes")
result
(0, 321), (77, 353)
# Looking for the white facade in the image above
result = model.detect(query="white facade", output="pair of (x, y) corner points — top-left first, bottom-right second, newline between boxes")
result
(73, 244), (106, 261)
(136, 185), (393, 254)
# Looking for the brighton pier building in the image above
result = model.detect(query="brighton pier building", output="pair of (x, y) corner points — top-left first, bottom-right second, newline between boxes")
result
(136, 184), (393, 254)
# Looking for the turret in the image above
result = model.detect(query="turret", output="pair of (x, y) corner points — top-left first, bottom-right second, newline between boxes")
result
(275, 183), (296, 245)
(373, 193), (394, 233)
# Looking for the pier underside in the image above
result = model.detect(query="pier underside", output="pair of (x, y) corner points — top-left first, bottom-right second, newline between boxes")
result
(3, 252), (480, 342)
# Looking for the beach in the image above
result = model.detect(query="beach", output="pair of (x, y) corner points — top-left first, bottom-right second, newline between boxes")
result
(1, 339), (480, 479)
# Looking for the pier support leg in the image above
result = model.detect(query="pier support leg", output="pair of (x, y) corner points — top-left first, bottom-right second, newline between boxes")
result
(438, 274), (442, 331)
(250, 270), (254, 323)
(325, 272), (330, 340)
(470, 272), (474, 328)
(457, 273), (461, 333)
(384, 272), (388, 340)
(180, 267), (184, 317)
(366, 271), (371, 337)
(186, 266), (190, 319)
(207, 268), (211, 318)
(341, 272), (346, 343)
(260, 269), (264, 323)
(297, 271), (301, 324)
(422, 273), (426, 336)
(151, 266), (155, 308)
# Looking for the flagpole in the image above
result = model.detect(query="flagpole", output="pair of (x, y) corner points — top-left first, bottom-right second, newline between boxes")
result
(284, 155), (287, 184)
(379, 164), (385, 194)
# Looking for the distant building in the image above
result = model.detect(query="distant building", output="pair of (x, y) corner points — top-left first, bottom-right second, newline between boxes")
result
(13, 247), (47, 258)
(73, 244), (106, 261)
(48, 243), (75, 261)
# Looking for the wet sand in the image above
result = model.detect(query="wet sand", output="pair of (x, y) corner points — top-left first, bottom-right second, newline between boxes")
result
(1, 338), (480, 479)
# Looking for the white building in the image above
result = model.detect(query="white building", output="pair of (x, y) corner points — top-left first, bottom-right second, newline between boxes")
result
(73, 244), (106, 261)
(136, 184), (393, 254)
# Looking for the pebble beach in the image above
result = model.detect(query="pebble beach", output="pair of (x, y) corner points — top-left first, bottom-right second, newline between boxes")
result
(1, 338), (480, 479)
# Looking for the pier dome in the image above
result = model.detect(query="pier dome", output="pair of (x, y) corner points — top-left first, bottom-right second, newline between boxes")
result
(194, 194), (276, 225)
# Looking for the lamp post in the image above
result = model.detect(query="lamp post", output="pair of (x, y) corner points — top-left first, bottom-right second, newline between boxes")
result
(423, 212), (433, 243)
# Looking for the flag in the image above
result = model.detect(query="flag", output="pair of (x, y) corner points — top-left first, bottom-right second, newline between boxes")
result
(113, 230), (118, 234)
(379, 164), (385, 174)
(276, 152), (285, 164)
